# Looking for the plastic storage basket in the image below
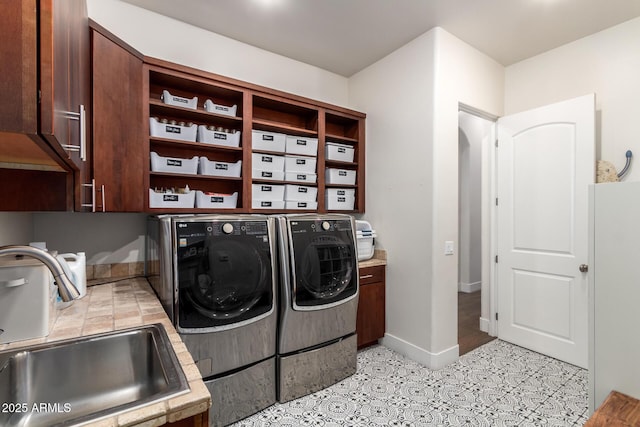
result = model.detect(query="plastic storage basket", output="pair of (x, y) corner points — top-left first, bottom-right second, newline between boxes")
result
(285, 135), (318, 156)
(284, 184), (318, 202)
(195, 191), (238, 209)
(355, 220), (377, 261)
(150, 152), (198, 175)
(199, 158), (242, 178)
(284, 155), (317, 173)
(161, 90), (197, 110)
(149, 189), (195, 209)
(252, 130), (286, 152)
(203, 99), (237, 117)
(325, 188), (356, 210)
(325, 168), (356, 185)
(149, 118), (197, 142)
(326, 142), (355, 163)
(197, 126), (241, 147)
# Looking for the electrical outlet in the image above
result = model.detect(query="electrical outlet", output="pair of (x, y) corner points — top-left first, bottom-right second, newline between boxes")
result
(445, 241), (454, 255)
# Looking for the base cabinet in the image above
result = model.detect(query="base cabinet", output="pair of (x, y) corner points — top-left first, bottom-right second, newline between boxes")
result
(356, 265), (386, 348)
(165, 410), (209, 427)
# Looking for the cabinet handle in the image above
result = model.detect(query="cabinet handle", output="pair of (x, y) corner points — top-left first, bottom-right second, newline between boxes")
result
(60, 104), (86, 161)
(360, 274), (374, 279)
(98, 184), (106, 212)
(81, 179), (96, 212)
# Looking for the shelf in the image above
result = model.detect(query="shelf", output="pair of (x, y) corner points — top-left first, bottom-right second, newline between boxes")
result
(252, 119), (318, 137)
(325, 133), (358, 144)
(251, 148), (317, 158)
(325, 159), (358, 167)
(150, 171), (242, 182)
(252, 178), (318, 186)
(325, 183), (357, 188)
(150, 137), (242, 152)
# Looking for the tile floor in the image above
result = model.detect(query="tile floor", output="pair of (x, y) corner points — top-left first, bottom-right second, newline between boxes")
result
(232, 340), (588, 426)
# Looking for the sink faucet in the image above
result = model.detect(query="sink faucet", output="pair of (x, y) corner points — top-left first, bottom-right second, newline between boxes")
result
(0, 245), (80, 301)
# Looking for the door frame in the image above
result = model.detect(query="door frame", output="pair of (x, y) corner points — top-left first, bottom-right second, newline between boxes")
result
(458, 103), (499, 337)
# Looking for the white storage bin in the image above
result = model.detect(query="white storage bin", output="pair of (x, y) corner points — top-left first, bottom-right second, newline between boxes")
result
(161, 90), (198, 110)
(149, 117), (197, 142)
(197, 125), (241, 147)
(284, 155), (317, 173)
(195, 191), (238, 209)
(0, 258), (54, 344)
(252, 200), (285, 210)
(326, 142), (355, 163)
(355, 220), (377, 261)
(284, 171), (317, 184)
(284, 184), (318, 202)
(252, 153), (285, 172)
(149, 189), (195, 209)
(252, 169), (285, 181)
(252, 183), (285, 200)
(325, 188), (356, 210)
(252, 130), (286, 152)
(203, 99), (237, 117)
(150, 152), (198, 175)
(285, 201), (318, 210)
(285, 135), (318, 156)
(199, 158), (242, 178)
(325, 168), (356, 185)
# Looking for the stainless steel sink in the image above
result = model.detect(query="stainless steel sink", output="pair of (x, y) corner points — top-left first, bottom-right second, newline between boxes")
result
(0, 324), (189, 427)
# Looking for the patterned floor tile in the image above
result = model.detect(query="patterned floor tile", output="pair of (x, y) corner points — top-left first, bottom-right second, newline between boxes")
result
(231, 340), (589, 427)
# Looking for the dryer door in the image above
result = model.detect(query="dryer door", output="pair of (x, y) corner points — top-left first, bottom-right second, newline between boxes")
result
(289, 218), (358, 310)
(175, 219), (274, 329)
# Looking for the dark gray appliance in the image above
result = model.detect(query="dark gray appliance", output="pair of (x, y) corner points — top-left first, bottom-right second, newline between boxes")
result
(275, 214), (359, 403)
(146, 215), (277, 427)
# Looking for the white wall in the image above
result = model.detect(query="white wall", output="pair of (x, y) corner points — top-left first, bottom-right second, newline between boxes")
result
(505, 16), (640, 182)
(87, 0), (349, 107)
(350, 27), (503, 368)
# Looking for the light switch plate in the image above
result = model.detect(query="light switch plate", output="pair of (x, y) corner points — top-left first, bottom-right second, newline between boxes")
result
(445, 241), (454, 255)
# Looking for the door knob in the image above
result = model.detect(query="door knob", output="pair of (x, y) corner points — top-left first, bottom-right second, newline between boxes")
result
(579, 264), (589, 273)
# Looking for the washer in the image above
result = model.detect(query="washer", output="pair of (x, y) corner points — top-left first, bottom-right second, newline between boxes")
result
(275, 214), (359, 403)
(147, 215), (277, 427)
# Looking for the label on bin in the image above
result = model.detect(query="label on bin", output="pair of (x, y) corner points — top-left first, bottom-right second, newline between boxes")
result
(261, 186), (272, 192)
(298, 202), (307, 207)
(338, 197), (346, 202)
(215, 164), (228, 170)
(215, 105), (230, 112)
(262, 135), (274, 141)
(167, 159), (182, 167)
(298, 187), (308, 193)
(337, 190), (346, 195)
(261, 172), (273, 178)
(262, 156), (272, 162)
(296, 159), (306, 165)
(296, 139), (307, 145)
(165, 125), (182, 134)
(339, 170), (347, 176)
(261, 201), (272, 207)
(211, 196), (224, 203)
(172, 96), (189, 104)
(338, 147), (346, 153)
(214, 133), (228, 140)
(163, 195), (179, 202)
(297, 174), (306, 180)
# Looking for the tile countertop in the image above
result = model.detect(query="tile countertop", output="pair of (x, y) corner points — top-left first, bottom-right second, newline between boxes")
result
(358, 249), (387, 269)
(0, 277), (211, 427)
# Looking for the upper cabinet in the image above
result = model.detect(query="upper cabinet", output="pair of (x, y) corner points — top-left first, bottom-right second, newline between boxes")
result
(0, 0), (89, 211)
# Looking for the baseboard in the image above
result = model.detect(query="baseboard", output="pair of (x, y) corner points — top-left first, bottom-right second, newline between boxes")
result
(479, 317), (490, 333)
(380, 333), (459, 370)
(458, 281), (481, 293)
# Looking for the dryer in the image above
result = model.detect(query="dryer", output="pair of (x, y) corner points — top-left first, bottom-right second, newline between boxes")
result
(147, 215), (277, 426)
(275, 214), (359, 403)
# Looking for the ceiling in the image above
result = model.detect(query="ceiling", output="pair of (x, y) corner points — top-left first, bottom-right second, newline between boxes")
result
(121, 0), (640, 77)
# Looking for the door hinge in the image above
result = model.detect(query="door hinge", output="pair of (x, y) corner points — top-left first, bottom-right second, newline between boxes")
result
(495, 255), (498, 263)
(495, 198), (499, 206)
(495, 312), (499, 321)
(495, 139), (498, 148)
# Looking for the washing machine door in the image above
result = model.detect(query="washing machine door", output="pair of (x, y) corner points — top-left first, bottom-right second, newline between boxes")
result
(174, 218), (274, 329)
(289, 217), (358, 309)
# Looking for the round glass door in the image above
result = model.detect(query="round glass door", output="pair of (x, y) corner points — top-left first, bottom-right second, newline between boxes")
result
(299, 235), (354, 299)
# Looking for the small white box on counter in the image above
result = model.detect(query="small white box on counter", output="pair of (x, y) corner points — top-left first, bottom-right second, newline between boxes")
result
(195, 191), (238, 209)
(252, 183), (285, 200)
(252, 200), (285, 210)
(325, 168), (356, 185)
(252, 130), (286, 152)
(285, 135), (318, 156)
(149, 189), (195, 209)
(252, 169), (285, 181)
(284, 171), (317, 184)
(325, 188), (356, 210)
(197, 126), (241, 147)
(284, 155), (316, 173)
(199, 158), (242, 178)
(252, 153), (285, 172)
(149, 118), (197, 142)
(161, 90), (198, 110)
(203, 99), (237, 117)
(284, 184), (318, 202)
(285, 201), (318, 210)
(150, 152), (199, 175)
(326, 142), (355, 163)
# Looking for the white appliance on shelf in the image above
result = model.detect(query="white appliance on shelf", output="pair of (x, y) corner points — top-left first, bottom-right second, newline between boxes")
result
(355, 220), (376, 261)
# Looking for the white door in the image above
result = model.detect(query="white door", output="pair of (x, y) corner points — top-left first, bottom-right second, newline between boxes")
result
(496, 94), (594, 368)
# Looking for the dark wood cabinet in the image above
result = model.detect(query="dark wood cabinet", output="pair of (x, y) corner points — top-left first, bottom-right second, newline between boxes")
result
(90, 27), (145, 212)
(0, 0), (89, 211)
(357, 265), (386, 348)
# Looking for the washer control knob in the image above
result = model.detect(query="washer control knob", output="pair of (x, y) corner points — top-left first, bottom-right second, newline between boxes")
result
(321, 221), (331, 231)
(222, 223), (234, 234)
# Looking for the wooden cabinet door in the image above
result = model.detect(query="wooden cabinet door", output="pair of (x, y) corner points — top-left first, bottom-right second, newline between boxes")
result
(357, 265), (386, 348)
(91, 30), (145, 212)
